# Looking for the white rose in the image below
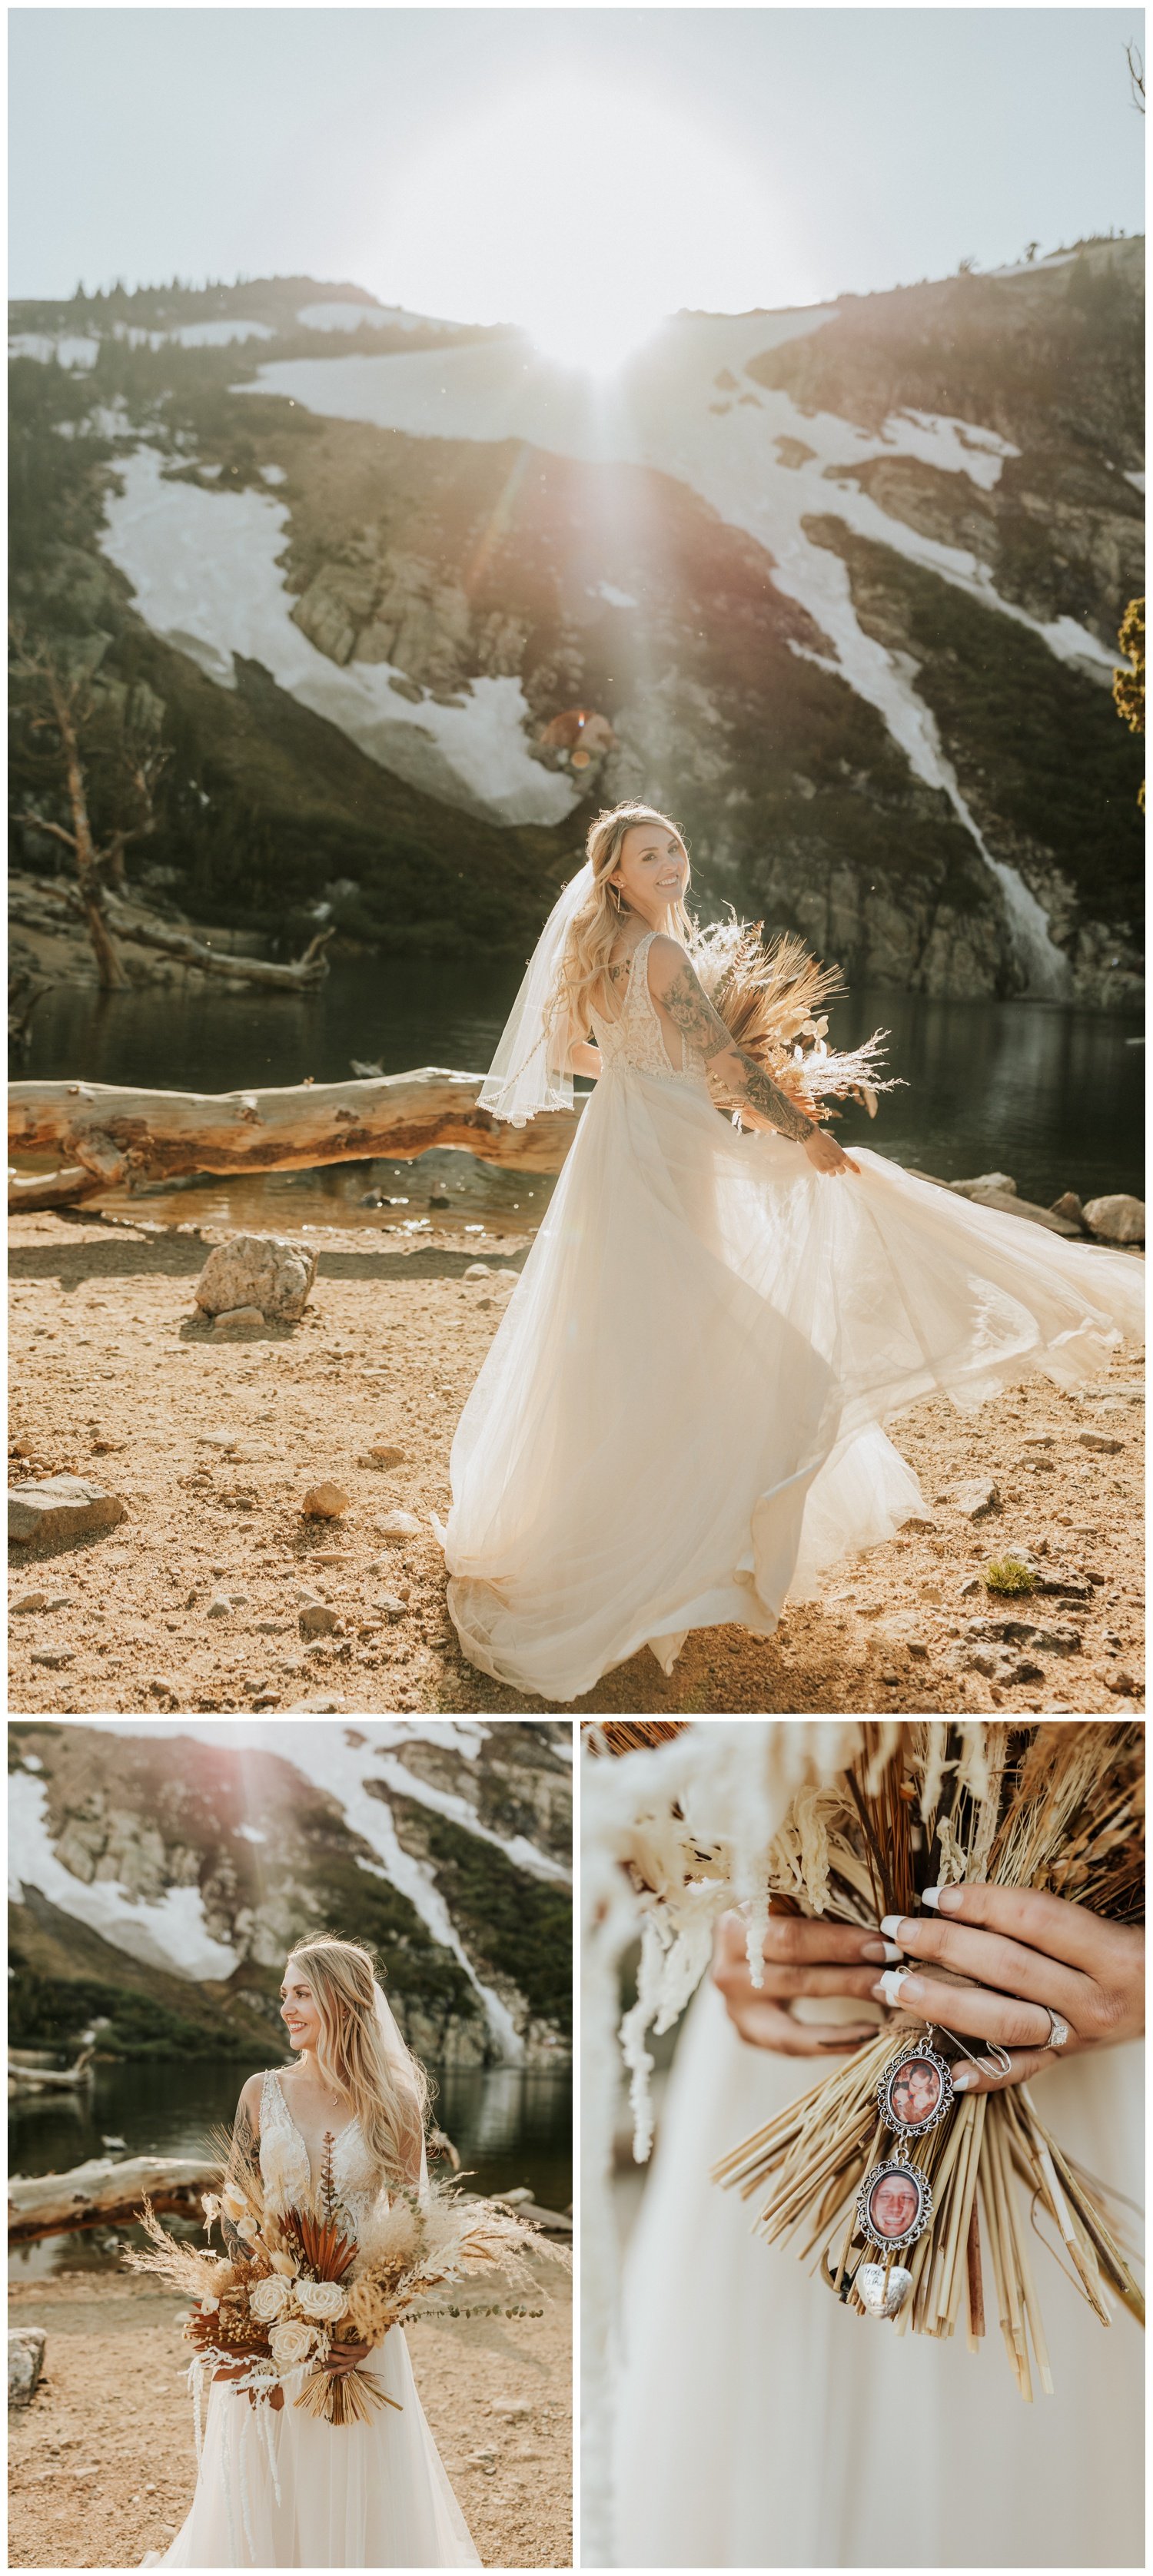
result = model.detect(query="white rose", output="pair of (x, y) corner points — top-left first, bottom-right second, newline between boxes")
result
(268, 2319), (321, 2372)
(294, 2279), (348, 2324)
(250, 2275), (292, 2323)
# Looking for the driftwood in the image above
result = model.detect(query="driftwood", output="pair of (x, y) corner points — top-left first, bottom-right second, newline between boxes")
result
(8, 1068), (582, 1206)
(9, 876), (333, 991)
(8, 2152), (215, 2242)
(8, 2047), (95, 2097)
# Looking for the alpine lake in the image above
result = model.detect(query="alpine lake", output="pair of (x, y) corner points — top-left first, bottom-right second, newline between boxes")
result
(8, 2054), (573, 2282)
(20, 950), (1145, 1236)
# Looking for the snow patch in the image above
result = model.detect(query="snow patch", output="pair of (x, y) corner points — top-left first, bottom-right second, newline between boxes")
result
(1124, 470), (1145, 495)
(234, 1823), (267, 1844)
(9, 334), (99, 368)
(98, 448), (581, 827)
(592, 579), (639, 609)
(8, 1771), (240, 1981)
(167, 318), (274, 349)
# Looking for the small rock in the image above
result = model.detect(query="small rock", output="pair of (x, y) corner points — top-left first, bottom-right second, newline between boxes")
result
(374, 1593), (407, 1619)
(8, 2329), (46, 2408)
(11, 1592), (50, 1612)
(965, 1615), (1082, 1655)
(1076, 1430), (1123, 1454)
(229, 1440), (274, 1463)
(205, 1593), (232, 1619)
(1105, 1670), (1140, 1698)
(194, 1233), (317, 1323)
(463, 1262), (493, 1280)
(314, 1549), (346, 1565)
(255, 1618), (291, 1635)
(300, 1601), (339, 1637)
(366, 1444), (407, 1468)
(950, 1172), (1017, 1197)
(285, 1695), (348, 1712)
(940, 1478), (999, 1519)
(301, 1482), (351, 1519)
(1082, 1193), (1145, 1245)
(1050, 1191), (1085, 1227)
(211, 1306), (267, 1341)
(377, 1510), (422, 1539)
(31, 1647), (74, 1668)
(8, 1476), (126, 1545)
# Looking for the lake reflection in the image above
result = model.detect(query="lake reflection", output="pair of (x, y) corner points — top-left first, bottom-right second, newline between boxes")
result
(8, 2053), (572, 2281)
(17, 953), (1145, 1213)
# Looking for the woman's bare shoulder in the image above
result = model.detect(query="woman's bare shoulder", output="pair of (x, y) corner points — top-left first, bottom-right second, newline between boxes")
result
(646, 934), (700, 991)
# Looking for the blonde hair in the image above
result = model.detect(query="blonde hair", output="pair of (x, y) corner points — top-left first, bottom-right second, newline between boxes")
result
(550, 802), (695, 1044)
(285, 1936), (427, 2188)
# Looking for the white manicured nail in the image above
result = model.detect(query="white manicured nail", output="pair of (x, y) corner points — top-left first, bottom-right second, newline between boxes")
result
(879, 1914), (905, 1937)
(921, 1886), (942, 1910)
(952, 2066), (977, 2091)
(879, 1940), (902, 1963)
(876, 1968), (910, 2006)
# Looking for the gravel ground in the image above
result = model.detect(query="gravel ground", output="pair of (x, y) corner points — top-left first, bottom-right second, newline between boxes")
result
(8, 1211), (1144, 1717)
(7, 2266), (571, 2571)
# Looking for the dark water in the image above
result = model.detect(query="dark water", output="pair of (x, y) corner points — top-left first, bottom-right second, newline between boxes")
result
(8, 2054), (572, 2282)
(17, 954), (1145, 1217)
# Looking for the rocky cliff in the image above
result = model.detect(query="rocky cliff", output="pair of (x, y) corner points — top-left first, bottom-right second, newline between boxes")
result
(8, 250), (1144, 1002)
(8, 1719), (571, 2066)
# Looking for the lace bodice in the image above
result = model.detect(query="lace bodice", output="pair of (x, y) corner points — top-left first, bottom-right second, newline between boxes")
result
(589, 930), (709, 1088)
(259, 2070), (382, 2229)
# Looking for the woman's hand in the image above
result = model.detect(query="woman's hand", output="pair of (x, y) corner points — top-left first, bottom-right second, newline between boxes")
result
(872, 1883), (1145, 2093)
(713, 1909), (895, 2056)
(322, 2339), (372, 2378)
(803, 1126), (859, 1177)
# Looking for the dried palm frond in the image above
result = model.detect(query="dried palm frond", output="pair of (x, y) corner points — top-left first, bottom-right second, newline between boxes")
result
(583, 1721), (691, 1756)
(689, 918), (901, 1125)
(715, 1721), (1145, 2396)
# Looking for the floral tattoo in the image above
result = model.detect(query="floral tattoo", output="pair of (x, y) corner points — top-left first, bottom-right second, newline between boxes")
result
(661, 961), (816, 1143)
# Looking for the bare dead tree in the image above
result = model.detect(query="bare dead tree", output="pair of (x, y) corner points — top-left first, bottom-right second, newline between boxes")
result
(1125, 41), (1145, 109)
(9, 630), (171, 990)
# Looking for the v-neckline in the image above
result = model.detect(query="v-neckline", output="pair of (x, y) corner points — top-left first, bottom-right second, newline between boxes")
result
(274, 2070), (357, 2165)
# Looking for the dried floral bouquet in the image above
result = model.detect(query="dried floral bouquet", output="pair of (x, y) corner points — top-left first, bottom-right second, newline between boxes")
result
(690, 920), (900, 1126)
(713, 1723), (1144, 2398)
(129, 2123), (560, 2430)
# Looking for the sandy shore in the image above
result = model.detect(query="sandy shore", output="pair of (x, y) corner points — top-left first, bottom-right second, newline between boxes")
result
(8, 1210), (1144, 1715)
(8, 2265), (571, 2571)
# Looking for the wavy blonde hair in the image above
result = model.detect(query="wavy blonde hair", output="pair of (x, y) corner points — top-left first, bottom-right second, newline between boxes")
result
(550, 801), (695, 1043)
(285, 1936), (428, 2188)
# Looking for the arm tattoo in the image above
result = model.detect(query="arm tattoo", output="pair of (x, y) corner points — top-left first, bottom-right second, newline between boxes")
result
(661, 961), (815, 1144)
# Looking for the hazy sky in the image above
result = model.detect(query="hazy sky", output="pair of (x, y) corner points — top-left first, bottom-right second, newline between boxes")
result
(9, 8), (1146, 331)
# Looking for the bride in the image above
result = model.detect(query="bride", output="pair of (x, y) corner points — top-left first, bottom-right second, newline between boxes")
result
(444, 802), (1143, 1701)
(149, 1937), (478, 2569)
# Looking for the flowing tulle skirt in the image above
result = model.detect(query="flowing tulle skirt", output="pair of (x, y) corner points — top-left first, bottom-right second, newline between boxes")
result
(445, 1061), (1143, 1700)
(145, 2329), (479, 2569)
(611, 1981), (1144, 2568)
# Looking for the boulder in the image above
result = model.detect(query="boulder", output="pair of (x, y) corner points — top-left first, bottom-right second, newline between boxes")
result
(953, 1187), (1082, 1238)
(377, 1510), (423, 1539)
(939, 1477), (999, 1519)
(8, 1476), (126, 1545)
(949, 1172), (1017, 1197)
(1050, 1191), (1085, 1227)
(8, 2329), (45, 2409)
(965, 1616), (1082, 1655)
(194, 1235), (317, 1323)
(301, 1482), (350, 1519)
(1082, 1194), (1145, 1245)
(299, 1601), (339, 1638)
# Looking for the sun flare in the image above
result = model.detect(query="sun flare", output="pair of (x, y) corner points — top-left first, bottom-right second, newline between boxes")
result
(380, 85), (778, 375)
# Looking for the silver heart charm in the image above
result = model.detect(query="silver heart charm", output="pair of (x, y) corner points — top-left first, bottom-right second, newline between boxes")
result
(857, 2262), (913, 2319)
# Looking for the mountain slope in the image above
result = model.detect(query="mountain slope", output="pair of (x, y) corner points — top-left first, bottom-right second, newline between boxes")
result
(8, 249), (1144, 1002)
(8, 1721), (571, 2064)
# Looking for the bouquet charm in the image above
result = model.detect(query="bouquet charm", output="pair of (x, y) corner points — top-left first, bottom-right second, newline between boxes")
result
(855, 2025), (1010, 2316)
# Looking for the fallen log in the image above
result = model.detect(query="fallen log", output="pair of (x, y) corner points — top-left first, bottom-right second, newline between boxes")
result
(8, 1167), (106, 1214)
(8, 2047), (94, 2096)
(8, 1068), (583, 1204)
(8, 2153), (216, 2242)
(102, 897), (334, 990)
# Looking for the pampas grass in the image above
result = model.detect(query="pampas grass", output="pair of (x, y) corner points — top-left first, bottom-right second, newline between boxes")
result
(689, 918), (901, 1126)
(713, 1722), (1145, 2396)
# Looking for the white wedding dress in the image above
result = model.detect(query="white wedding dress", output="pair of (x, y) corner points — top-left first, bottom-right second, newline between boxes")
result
(446, 930), (1144, 1700)
(611, 1981), (1144, 2568)
(147, 2073), (478, 2570)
